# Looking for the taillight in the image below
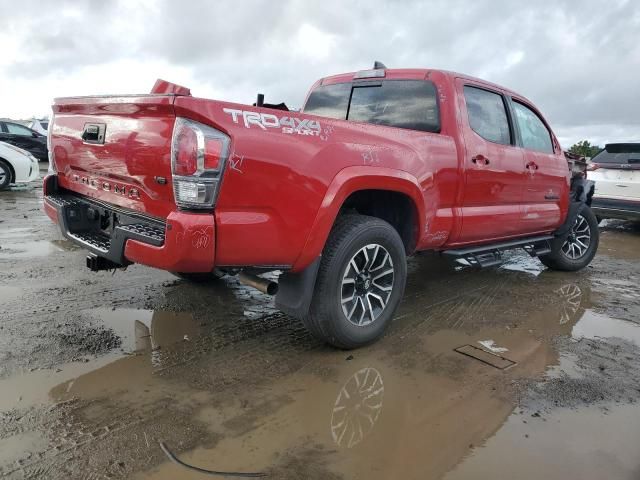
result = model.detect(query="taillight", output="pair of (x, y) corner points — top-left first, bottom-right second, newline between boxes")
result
(586, 162), (599, 171)
(174, 126), (198, 175)
(171, 117), (230, 209)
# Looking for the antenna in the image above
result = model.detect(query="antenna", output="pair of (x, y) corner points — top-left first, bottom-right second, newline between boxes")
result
(373, 61), (387, 69)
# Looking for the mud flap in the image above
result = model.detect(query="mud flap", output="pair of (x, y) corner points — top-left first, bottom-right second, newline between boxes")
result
(553, 179), (595, 239)
(275, 257), (321, 319)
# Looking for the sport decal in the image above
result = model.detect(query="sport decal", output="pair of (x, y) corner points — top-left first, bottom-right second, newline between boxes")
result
(223, 108), (321, 136)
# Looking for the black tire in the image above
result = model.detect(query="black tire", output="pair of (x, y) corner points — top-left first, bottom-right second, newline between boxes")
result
(539, 206), (599, 271)
(0, 160), (11, 191)
(173, 269), (226, 283)
(303, 215), (407, 349)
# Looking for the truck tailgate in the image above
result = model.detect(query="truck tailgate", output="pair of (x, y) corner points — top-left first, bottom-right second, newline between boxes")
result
(51, 95), (176, 219)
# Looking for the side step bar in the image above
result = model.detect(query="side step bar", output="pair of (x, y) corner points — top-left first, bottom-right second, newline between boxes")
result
(443, 235), (553, 268)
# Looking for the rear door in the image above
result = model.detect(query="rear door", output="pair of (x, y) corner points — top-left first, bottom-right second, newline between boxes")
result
(510, 99), (568, 233)
(589, 144), (640, 202)
(455, 81), (525, 244)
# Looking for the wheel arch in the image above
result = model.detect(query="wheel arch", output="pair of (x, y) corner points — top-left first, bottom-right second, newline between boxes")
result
(292, 166), (425, 272)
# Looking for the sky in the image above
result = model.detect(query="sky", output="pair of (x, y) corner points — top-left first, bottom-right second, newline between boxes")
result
(0, 0), (638, 148)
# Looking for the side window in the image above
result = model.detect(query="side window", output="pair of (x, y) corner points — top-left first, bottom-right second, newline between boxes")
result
(303, 83), (351, 119)
(463, 86), (511, 145)
(512, 102), (554, 154)
(5, 123), (33, 136)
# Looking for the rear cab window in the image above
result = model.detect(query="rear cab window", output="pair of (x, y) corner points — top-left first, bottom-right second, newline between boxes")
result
(303, 80), (440, 133)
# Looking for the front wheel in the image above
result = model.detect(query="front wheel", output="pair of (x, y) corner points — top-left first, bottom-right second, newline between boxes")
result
(303, 215), (407, 349)
(539, 207), (599, 271)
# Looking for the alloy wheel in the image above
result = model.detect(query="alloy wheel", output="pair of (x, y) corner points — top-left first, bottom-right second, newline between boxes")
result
(561, 214), (591, 260)
(341, 244), (394, 326)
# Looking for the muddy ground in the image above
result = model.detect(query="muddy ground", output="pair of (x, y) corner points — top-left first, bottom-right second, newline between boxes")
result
(1, 171), (640, 479)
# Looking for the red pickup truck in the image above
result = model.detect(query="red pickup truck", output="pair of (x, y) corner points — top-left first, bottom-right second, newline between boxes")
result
(43, 65), (597, 348)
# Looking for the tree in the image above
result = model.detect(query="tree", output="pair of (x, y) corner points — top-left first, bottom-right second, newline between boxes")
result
(568, 140), (602, 158)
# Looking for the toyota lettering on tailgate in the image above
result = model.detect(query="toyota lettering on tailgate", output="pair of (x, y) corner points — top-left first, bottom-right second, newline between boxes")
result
(223, 108), (321, 136)
(72, 174), (140, 200)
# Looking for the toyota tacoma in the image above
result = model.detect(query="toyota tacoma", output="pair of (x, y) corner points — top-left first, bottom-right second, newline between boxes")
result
(43, 65), (597, 348)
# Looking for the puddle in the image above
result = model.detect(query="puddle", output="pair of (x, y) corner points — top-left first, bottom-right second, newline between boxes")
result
(83, 308), (199, 352)
(138, 353), (520, 480)
(136, 311), (574, 479)
(0, 355), (122, 410)
(444, 403), (640, 480)
(572, 309), (640, 346)
(500, 254), (543, 276)
(597, 229), (640, 259)
(0, 309), (198, 410)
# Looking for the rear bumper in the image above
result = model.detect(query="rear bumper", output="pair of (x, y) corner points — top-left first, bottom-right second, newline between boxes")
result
(591, 197), (640, 221)
(43, 175), (215, 272)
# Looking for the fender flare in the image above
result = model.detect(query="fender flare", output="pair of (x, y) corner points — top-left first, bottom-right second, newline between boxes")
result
(292, 165), (426, 272)
(276, 167), (424, 320)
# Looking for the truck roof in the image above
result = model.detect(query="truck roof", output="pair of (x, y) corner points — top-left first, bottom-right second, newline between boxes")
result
(318, 68), (522, 99)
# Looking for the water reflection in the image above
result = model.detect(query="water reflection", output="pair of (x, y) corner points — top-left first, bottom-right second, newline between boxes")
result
(330, 367), (384, 448)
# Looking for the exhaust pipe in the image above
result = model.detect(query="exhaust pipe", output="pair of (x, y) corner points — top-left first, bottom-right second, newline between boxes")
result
(238, 272), (278, 296)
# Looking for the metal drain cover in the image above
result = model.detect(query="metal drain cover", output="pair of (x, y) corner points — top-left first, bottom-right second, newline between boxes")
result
(454, 344), (517, 370)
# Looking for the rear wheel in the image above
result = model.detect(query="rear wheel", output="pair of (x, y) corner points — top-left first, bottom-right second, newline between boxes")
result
(540, 207), (599, 271)
(0, 161), (11, 191)
(303, 215), (407, 349)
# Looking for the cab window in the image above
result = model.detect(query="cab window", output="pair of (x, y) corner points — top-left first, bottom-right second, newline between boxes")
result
(512, 102), (554, 154)
(463, 86), (511, 145)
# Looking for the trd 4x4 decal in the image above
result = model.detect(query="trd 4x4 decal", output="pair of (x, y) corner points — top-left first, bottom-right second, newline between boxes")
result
(223, 108), (321, 136)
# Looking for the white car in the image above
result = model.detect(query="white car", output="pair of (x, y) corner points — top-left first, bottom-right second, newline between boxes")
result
(589, 143), (640, 222)
(0, 141), (40, 190)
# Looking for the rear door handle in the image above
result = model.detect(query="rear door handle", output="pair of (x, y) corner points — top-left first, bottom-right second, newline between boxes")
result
(471, 155), (490, 165)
